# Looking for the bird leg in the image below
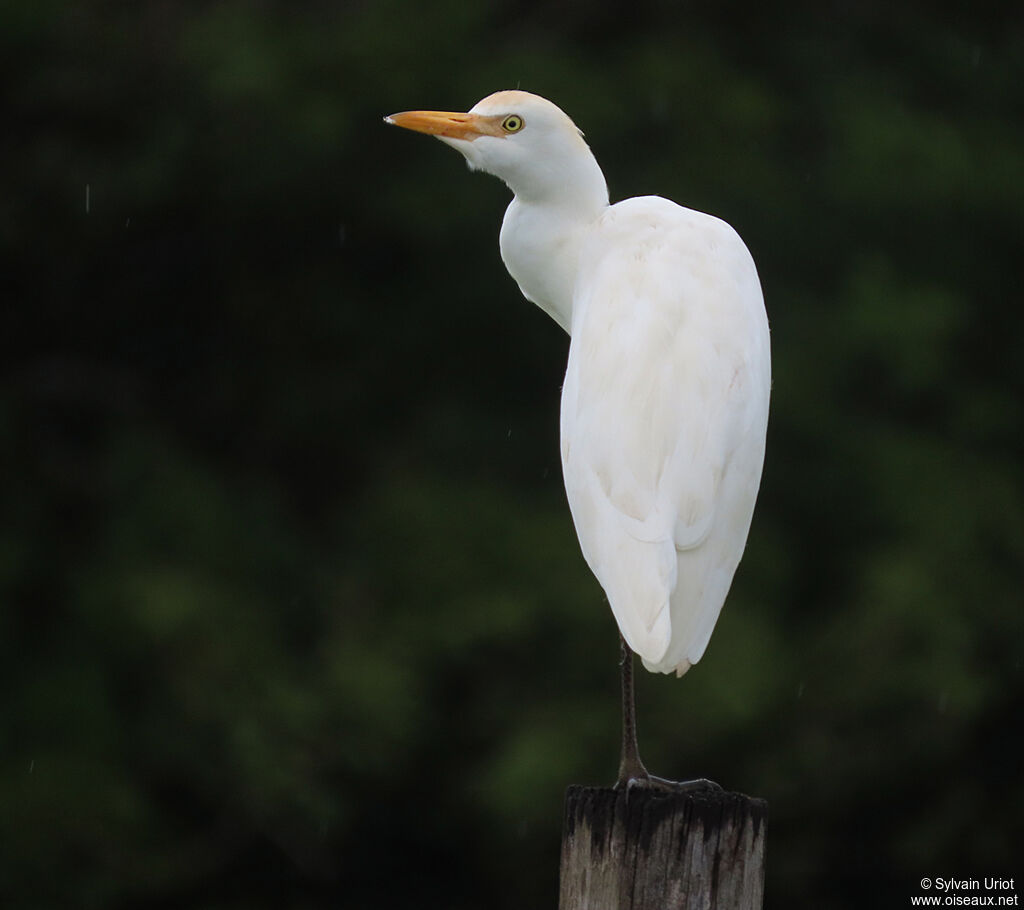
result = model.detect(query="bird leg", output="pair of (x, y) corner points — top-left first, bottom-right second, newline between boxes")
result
(614, 634), (722, 793)
(616, 633), (651, 786)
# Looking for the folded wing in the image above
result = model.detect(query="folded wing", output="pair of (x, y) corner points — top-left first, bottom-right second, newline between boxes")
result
(560, 197), (770, 674)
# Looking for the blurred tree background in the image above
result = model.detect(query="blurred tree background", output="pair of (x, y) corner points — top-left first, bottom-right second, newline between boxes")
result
(2, 0), (1023, 907)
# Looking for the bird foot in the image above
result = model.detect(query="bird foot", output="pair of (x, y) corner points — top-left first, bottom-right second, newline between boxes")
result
(615, 769), (722, 793)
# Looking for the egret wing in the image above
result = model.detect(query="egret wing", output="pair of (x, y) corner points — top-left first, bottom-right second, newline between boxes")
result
(560, 197), (770, 674)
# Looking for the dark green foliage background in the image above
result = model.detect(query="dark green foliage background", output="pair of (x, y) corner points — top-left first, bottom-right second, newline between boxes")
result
(3, 1), (1022, 907)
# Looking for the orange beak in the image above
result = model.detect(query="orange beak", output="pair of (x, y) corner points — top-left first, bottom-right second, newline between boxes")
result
(384, 109), (504, 141)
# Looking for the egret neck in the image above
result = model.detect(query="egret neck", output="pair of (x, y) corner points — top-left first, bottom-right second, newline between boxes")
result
(384, 91), (609, 333)
(497, 152), (608, 333)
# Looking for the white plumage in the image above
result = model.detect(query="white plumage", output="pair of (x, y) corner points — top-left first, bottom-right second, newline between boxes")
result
(386, 91), (770, 678)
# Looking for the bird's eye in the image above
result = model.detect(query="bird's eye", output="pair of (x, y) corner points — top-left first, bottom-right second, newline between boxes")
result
(502, 115), (524, 133)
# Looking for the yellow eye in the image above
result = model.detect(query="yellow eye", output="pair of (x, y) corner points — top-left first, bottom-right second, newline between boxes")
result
(502, 115), (524, 133)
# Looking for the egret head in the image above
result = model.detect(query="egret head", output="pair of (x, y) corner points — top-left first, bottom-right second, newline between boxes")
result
(386, 90), (606, 205)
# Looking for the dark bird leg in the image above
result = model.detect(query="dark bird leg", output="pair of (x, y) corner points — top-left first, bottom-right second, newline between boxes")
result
(616, 633), (651, 786)
(614, 633), (722, 792)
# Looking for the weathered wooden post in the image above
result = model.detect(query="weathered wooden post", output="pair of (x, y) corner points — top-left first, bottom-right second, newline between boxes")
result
(558, 785), (766, 909)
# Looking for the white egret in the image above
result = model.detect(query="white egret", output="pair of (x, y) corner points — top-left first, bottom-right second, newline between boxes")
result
(386, 91), (770, 789)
